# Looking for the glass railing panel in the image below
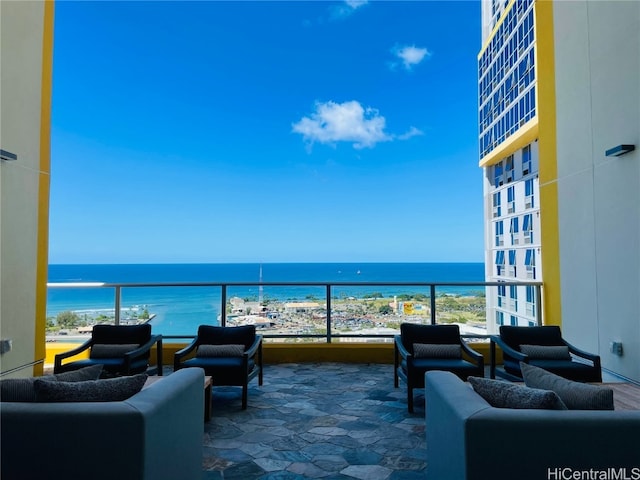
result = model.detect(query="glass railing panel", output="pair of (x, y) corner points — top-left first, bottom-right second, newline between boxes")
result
(120, 286), (222, 337)
(331, 286), (432, 337)
(46, 286), (117, 339)
(433, 286), (488, 338)
(226, 286), (328, 339)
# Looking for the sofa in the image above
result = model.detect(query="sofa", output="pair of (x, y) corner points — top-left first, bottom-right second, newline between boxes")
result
(425, 371), (640, 480)
(1, 368), (204, 480)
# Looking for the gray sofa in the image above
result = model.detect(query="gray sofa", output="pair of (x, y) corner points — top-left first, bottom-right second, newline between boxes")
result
(425, 371), (640, 480)
(1, 368), (204, 480)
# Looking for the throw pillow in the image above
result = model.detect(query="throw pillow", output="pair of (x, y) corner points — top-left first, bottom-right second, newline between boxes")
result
(90, 343), (140, 359)
(520, 362), (614, 410)
(413, 343), (462, 359)
(468, 376), (567, 410)
(34, 374), (148, 403)
(196, 344), (245, 357)
(519, 344), (571, 360)
(0, 365), (105, 402)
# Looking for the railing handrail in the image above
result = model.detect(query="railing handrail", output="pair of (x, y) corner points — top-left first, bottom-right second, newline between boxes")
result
(47, 280), (544, 339)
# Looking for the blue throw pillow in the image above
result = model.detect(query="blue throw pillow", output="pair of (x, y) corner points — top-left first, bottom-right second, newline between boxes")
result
(521, 362), (614, 410)
(468, 376), (567, 410)
(34, 374), (148, 402)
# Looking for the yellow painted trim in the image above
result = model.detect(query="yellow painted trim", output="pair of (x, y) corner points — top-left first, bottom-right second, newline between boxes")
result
(534, 0), (561, 326)
(45, 342), (498, 371)
(34, 0), (55, 376)
(478, 117), (539, 168)
(478, 0), (517, 59)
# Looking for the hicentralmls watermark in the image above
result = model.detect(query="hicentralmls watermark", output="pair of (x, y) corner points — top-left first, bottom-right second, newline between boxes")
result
(548, 468), (640, 480)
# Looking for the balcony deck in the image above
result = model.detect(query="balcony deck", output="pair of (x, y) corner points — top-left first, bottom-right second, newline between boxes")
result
(201, 362), (426, 479)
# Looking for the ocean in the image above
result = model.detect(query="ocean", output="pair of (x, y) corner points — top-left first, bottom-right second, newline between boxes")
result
(47, 263), (485, 337)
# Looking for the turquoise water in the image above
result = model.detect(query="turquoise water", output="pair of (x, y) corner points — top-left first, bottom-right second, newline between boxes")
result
(47, 263), (485, 337)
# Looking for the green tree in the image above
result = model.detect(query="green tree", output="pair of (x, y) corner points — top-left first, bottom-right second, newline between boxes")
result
(378, 305), (393, 315)
(140, 309), (150, 320)
(56, 310), (80, 328)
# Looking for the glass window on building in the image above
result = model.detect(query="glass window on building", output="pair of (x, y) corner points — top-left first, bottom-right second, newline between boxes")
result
(525, 178), (534, 208)
(507, 186), (515, 213)
(525, 249), (536, 279)
(510, 217), (519, 245)
(508, 250), (517, 276)
(522, 145), (531, 175)
(495, 221), (504, 246)
(509, 284), (518, 310)
(510, 315), (518, 326)
(523, 214), (533, 244)
(494, 161), (503, 186)
(505, 155), (514, 181)
(496, 311), (504, 326)
(526, 285), (535, 316)
(493, 192), (502, 218)
(496, 250), (505, 276)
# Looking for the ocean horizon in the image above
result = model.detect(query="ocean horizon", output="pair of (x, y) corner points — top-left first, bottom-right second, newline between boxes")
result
(47, 262), (485, 337)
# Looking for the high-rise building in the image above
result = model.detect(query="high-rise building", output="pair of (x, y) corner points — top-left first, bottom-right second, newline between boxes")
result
(479, 0), (639, 382)
(479, 0), (540, 333)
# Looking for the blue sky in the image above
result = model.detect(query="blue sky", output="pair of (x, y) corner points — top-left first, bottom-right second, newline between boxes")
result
(49, 1), (483, 264)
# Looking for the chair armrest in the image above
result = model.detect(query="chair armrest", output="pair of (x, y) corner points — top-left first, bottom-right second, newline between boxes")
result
(122, 334), (163, 375)
(54, 338), (93, 372)
(460, 339), (484, 365)
(491, 335), (529, 362)
(563, 340), (601, 364)
(124, 334), (160, 361)
(174, 338), (199, 370)
(244, 335), (262, 359)
(394, 335), (412, 360)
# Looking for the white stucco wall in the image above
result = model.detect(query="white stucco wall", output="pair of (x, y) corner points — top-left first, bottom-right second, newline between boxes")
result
(0, 1), (49, 376)
(553, 0), (640, 381)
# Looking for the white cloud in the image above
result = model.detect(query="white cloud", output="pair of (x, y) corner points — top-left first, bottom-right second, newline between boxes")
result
(292, 100), (391, 149)
(397, 126), (424, 140)
(392, 45), (430, 71)
(330, 0), (368, 20)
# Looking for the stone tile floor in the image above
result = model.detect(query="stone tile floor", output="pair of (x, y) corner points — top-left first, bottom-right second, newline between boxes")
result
(201, 363), (426, 479)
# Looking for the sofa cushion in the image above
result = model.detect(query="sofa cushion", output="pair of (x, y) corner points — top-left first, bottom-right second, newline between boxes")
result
(0, 365), (104, 402)
(519, 344), (571, 360)
(521, 362), (614, 410)
(197, 344), (245, 357)
(468, 376), (567, 410)
(34, 374), (148, 402)
(413, 343), (462, 359)
(90, 343), (140, 359)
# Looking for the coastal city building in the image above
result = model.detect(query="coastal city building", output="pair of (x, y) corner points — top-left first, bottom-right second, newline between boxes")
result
(1, 1), (638, 386)
(479, 0), (639, 382)
(479, 0), (541, 333)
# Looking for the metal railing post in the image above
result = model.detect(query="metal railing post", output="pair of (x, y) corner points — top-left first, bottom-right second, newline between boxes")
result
(430, 284), (436, 325)
(326, 285), (332, 343)
(114, 286), (121, 325)
(221, 285), (227, 326)
(535, 284), (543, 326)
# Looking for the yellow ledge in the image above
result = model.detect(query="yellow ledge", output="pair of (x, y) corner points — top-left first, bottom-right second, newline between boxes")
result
(46, 341), (499, 368)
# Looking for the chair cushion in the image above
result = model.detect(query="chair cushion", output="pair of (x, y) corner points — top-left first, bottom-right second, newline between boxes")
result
(34, 374), (148, 402)
(499, 325), (564, 350)
(521, 362), (614, 410)
(519, 344), (571, 360)
(196, 325), (256, 349)
(197, 344), (244, 358)
(413, 343), (462, 359)
(91, 324), (151, 345)
(468, 376), (567, 410)
(0, 365), (104, 402)
(90, 344), (140, 359)
(400, 323), (461, 352)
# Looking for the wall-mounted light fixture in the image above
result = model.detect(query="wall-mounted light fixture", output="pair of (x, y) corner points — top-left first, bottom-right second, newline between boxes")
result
(0, 149), (18, 161)
(605, 144), (635, 157)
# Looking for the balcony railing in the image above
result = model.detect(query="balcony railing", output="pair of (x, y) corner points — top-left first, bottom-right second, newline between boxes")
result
(46, 281), (544, 342)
